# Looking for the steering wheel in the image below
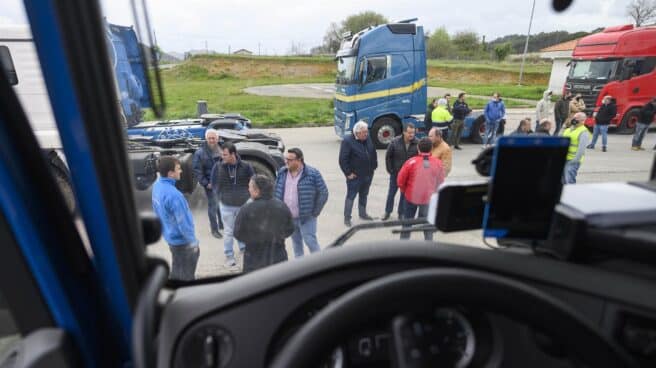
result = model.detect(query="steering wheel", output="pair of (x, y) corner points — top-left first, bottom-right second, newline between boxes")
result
(271, 268), (638, 368)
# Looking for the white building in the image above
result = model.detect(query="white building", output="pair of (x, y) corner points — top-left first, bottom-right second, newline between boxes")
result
(540, 39), (579, 93)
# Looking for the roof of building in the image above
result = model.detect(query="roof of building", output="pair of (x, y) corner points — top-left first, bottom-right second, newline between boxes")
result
(540, 39), (580, 52)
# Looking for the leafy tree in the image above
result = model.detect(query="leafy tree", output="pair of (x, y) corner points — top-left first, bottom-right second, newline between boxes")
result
(322, 22), (342, 54)
(494, 42), (514, 61)
(451, 31), (480, 59)
(426, 27), (452, 59)
(341, 11), (388, 35)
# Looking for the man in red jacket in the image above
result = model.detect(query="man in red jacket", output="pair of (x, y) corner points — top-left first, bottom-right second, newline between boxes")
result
(397, 138), (445, 240)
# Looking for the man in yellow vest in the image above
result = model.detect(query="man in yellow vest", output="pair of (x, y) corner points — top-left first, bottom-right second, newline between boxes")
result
(561, 112), (590, 184)
(431, 98), (453, 140)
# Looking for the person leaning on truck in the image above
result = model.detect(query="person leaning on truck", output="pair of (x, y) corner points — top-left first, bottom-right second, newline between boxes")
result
(631, 97), (656, 151)
(423, 98), (438, 132)
(339, 121), (378, 227)
(152, 156), (200, 281)
(450, 93), (472, 150)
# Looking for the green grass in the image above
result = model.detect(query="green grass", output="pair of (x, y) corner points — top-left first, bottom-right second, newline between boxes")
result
(427, 59), (552, 74)
(465, 97), (530, 109)
(435, 82), (547, 101)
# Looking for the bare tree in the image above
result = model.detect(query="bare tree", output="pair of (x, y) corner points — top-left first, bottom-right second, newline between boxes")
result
(627, 0), (656, 26)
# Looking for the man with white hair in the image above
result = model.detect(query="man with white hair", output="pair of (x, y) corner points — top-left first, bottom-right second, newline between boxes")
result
(562, 112), (590, 184)
(192, 129), (223, 238)
(338, 121), (378, 227)
(431, 98), (453, 140)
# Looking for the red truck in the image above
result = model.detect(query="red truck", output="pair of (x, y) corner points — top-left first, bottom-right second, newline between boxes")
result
(565, 24), (656, 133)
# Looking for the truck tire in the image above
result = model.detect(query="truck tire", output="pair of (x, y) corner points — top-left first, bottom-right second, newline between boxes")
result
(617, 108), (640, 135)
(175, 153), (198, 194)
(371, 117), (401, 149)
(245, 159), (276, 180)
(470, 116), (486, 144)
(470, 116), (504, 144)
(52, 166), (77, 216)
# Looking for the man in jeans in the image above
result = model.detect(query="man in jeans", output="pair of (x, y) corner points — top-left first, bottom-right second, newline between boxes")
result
(397, 138), (445, 241)
(192, 129), (223, 238)
(274, 148), (328, 257)
(562, 112), (590, 184)
(152, 156), (199, 280)
(383, 123), (418, 221)
(632, 98), (656, 151)
(483, 92), (506, 147)
(339, 121), (378, 227)
(211, 142), (254, 267)
(588, 96), (616, 152)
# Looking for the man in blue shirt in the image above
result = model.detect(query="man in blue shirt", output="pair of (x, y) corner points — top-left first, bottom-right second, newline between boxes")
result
(483, 92), (506, 148)
(152, 156), (200, 281)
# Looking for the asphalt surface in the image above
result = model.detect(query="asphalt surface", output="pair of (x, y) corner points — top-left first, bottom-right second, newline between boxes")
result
(146, 115), (655, 279)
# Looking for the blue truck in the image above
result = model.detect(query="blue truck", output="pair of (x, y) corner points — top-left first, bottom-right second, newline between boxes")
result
(333, 20), (489, 148)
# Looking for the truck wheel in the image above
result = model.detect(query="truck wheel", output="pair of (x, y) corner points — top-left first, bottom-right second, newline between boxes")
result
(175, 153), (198, 194)
(372, 117), (401, 149)
(52, 166), (77, 216)
(246, 160), (276, 180)
(618, 108), (640, 135)
(470, 116), (486, 144)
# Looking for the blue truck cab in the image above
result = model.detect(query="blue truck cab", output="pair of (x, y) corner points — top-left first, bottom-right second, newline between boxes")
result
(334, 21), (427, 148)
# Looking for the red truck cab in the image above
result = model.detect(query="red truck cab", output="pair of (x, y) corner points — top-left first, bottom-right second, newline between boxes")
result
(565, 25), (656, 133)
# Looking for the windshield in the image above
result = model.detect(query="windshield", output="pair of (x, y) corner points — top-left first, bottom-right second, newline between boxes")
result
(336, 56), (357, 84)
(2, 0), (654, 285)
(568, 59), (618, 80)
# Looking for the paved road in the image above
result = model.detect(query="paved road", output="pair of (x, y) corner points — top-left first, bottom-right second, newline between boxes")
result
(147, 122), (655, 278)
(244, 83), (538, 104)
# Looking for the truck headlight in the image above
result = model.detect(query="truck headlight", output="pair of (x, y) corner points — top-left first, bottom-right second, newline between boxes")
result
(345, 113), (354, 130)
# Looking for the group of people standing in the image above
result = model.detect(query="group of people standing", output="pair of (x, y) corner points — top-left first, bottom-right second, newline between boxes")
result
(152, 129), (328, 280)
(340, 121), (450, 240)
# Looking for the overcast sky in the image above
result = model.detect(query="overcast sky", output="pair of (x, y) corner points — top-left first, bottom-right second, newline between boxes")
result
(1, 0), (637, 55)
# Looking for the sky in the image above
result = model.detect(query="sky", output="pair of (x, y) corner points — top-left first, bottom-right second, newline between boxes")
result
(0, 0), (638, 55)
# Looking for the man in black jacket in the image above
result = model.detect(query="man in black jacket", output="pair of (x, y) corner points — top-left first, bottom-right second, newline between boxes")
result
(449, 92), (472, 149)
(423, 98), (438, 132)
(553, 91), (571, 136)
(234, 175), (294, 273)
(192, 129), (223, 238)
(210, 142), (255, 267)
(383, 123), (418, 221)
(632, 97), (656, 151)
(588, 95), (616, 152)
(339, 121), (378, 227)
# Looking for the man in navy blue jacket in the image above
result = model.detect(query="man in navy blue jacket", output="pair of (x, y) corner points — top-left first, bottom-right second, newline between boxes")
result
(192, 129), (222, 239)
(274, 148), (329, 257)
(152, 156), (199, 281)
(339, 121), (378, 227)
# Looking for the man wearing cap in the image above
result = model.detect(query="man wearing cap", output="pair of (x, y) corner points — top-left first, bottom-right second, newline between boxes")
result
(562, 112), (591, 184)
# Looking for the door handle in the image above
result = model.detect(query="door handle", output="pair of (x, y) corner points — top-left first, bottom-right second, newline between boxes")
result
(633, 87), (640, 93)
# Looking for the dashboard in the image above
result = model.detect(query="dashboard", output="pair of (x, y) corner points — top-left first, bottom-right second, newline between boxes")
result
(155, 242), (656, 367)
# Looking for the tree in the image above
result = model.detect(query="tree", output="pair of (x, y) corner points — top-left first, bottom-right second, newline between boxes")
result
(322, 22), (342, 54)
(494, 42), (514, 61)
(341, 11), (388, 35)
(451, 31), (481, 59)
(321, 11), (388, 54)
(426, 27), (452, 59)
(627, 0), (656, 26)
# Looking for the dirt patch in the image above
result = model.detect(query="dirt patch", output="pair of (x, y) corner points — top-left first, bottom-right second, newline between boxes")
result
(190, 57), (335, 79)
(427, 66), (548, 85)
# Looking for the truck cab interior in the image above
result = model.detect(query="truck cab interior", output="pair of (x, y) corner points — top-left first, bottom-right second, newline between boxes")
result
(0, 0), (656, 367)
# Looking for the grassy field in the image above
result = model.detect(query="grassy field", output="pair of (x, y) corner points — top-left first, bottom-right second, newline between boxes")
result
(149, 56), (542, 125)
(427, 59), (552, 74)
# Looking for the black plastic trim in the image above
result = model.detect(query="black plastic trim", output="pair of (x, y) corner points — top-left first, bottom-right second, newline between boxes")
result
(387, 24), (416, 35)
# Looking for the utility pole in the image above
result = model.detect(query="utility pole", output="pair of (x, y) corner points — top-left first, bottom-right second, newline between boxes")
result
(258, 42), (261, 56)
(205, 40), (208, 54)
(228, 45), (231, 54)
(518, 0), (536, 85)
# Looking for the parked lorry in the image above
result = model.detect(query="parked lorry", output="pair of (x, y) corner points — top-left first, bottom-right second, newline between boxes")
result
(565, 24), (656, 133)
(1, 23), (283, 212)
(333, 19), (488, 148)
